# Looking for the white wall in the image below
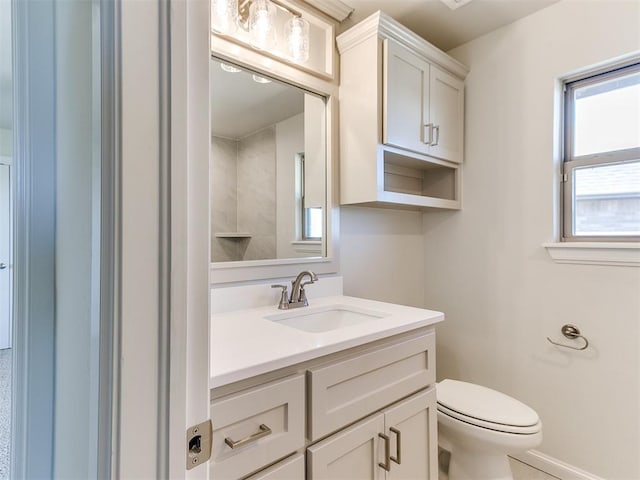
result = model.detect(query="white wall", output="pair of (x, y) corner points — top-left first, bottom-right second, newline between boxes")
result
(341, 206), (425, 308)
(423, 1), (640, 477)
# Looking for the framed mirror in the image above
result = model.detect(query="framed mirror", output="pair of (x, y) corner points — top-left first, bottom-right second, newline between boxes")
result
(210, 56), (329, 267)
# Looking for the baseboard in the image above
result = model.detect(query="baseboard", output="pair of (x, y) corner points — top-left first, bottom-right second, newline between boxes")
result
(510, 450), (606, 480)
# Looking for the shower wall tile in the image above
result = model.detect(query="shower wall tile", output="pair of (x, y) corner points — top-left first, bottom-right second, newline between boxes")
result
(211, 136), (240, 261)
(237, 127), (277, 261)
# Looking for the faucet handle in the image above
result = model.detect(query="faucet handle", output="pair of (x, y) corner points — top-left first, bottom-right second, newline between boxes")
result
(271, 284), (289, 310)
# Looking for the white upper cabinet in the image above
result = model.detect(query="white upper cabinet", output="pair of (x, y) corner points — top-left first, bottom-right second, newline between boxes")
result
(383, 40), (464, 163)
(383, 39), (431, 156)
(428, 65), (465, 163)
(337, 11), (468, 210)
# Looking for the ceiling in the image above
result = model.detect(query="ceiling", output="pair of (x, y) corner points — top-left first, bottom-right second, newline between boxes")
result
(339, 0), (560, 51)
(210, 60), (305, 139)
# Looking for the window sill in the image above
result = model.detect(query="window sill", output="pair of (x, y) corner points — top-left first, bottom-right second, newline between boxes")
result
(543, 242), (640, 267)
(291, 240), (322, 255)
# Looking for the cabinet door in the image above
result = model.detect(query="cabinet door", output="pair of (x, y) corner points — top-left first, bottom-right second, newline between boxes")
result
(429, 65), (464, 163)
(384, 388), (438, 480)
(244, 454), (305, 480)
(383, 39), (431, 156)
(307, 414), (386, 480)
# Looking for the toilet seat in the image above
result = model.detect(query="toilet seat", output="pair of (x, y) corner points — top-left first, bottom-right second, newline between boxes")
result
(437, 379), (541, 435)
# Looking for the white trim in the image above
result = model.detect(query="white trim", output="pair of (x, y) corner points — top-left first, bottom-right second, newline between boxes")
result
(168, 0), (211, 477)
(511, 450), (606, 480)
(11, 0), (56, 477)
(543, 242), (640, 267)
(336, 11), (469, 79)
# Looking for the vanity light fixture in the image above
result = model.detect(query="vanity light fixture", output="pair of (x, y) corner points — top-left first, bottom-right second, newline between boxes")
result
(249, 0), (277, 50)
(284, 16), (309, 63)
(211, 0), (311, 64)
(211, 0), (239, 34)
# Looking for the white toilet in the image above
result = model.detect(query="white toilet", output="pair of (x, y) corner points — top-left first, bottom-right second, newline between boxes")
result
(437, 379), (542, 480)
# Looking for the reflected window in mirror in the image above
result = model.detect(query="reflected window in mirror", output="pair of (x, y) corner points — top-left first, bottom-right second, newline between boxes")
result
(210, 58), (327, 263)
(295, 153), (323, 242)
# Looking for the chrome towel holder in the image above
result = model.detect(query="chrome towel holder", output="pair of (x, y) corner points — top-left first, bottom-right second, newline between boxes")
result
(546, 324), (589, 351)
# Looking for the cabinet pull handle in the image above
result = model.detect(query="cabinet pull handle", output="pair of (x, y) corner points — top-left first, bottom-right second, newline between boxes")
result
(423, 123), (433, 145)
(390, 427), (401, 465)
(378, 433), (391, 471)
(432, 125), (440, 146)
(224, 424), (272, 449)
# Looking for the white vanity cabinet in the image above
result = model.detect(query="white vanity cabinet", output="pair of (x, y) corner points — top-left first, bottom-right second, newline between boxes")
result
(307, 388), (438, 480)
(210, 328), (438, 480)
(337, 11), (468, 210)
(210, 375), (305, 480)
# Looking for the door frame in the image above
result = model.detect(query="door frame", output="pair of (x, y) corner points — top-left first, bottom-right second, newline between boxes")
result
(11, 0), (56, 476)
(0, 161), (11, 351)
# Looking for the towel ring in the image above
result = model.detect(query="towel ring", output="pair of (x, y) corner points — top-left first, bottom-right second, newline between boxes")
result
(546, 324), (589, 351)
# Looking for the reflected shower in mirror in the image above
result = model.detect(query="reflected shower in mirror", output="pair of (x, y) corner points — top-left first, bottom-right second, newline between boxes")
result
(210, 58), (326, 263)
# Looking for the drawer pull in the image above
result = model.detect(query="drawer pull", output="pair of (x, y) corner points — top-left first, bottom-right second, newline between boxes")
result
(378, 433), (391, 472)
(390, 427), (401, 465)
(224, 424), (272, 449)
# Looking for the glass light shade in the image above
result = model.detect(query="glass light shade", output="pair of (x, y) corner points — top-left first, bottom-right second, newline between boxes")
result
(211, 0), (238, 35)
(252, 74), (272, 84)
(249, 0), (277, 50)
(285, 16), (309, 64)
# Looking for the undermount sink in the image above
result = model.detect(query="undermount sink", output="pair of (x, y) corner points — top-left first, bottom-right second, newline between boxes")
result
(264, 304), (390, 333)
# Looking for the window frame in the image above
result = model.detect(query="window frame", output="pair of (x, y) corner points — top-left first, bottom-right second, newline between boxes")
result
(562, 61), (640, 242)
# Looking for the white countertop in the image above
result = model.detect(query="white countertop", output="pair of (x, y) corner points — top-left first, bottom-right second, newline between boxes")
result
(210, 295), (444, 388)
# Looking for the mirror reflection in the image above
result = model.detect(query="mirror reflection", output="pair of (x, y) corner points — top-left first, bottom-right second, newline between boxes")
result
(210, 58), (326, 263)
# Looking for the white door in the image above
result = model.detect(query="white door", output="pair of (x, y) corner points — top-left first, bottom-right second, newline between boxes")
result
(429, 65), (465, 164)
(307, 413), (386, 480)
(0, 163), (10, 350)
(384, 388), (439, 480)
(383, 38), (431, 156)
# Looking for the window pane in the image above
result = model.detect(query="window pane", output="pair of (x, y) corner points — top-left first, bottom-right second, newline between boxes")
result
(573, 70), (640, 156)
(304, 207), (323, 239)
(573, 160), (640, 236)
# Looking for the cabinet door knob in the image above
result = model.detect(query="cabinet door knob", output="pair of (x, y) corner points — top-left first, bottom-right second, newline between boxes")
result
(0, 263), (6, 270)
(390, 427), (401, 465)
(378, 433), (391, 471)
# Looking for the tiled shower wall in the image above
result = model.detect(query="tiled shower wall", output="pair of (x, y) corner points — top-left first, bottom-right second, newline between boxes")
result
(211, 128), (277, 262)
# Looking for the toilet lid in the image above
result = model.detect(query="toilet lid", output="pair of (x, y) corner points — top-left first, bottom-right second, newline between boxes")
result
(437, 379), (539, 429)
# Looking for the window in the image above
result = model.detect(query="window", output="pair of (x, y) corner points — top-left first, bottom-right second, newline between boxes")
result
(295, 153), (323, 241)
(563, 62), (640, 241)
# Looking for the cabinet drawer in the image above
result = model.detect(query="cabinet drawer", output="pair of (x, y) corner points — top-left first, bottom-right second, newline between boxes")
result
(308, 333), (435, 440)
(211, 374), (305, 480)
(244, 454), (305, 480)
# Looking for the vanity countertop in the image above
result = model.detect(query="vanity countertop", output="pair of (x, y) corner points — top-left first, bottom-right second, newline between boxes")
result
(210, 295), (443, 389)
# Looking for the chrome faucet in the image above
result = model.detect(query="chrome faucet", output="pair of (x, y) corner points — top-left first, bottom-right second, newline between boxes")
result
(271, 270), (318, 309)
